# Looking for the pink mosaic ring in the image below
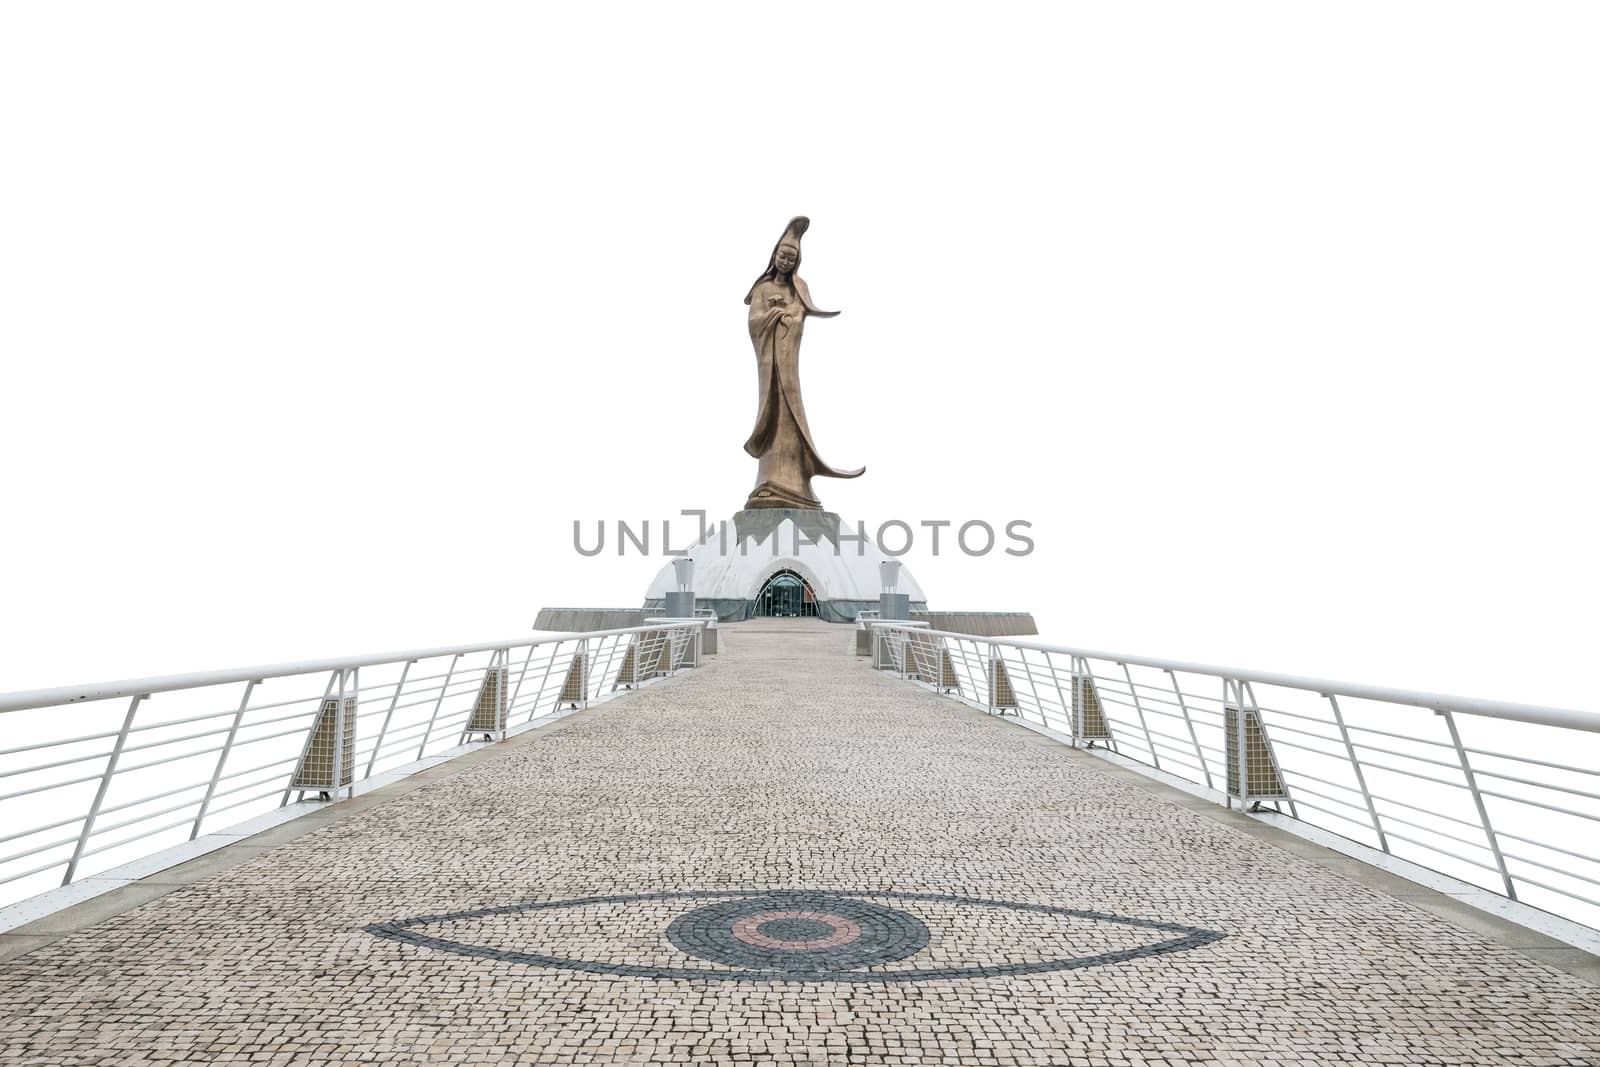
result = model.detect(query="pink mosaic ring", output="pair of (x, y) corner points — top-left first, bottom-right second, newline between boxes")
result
(730, 910), (864, 951)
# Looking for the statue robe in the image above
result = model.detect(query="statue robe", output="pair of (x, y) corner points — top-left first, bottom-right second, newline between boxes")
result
(742, 274), (863, 510)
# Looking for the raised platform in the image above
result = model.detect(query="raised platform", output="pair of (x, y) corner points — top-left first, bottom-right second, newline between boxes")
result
(642, 510), (928, 623)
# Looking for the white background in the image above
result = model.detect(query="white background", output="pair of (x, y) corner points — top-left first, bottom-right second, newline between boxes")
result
(3, 2), (1597, 712)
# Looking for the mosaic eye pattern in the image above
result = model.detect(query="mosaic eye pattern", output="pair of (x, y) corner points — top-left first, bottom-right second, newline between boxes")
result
(365, 889), (1224, 982)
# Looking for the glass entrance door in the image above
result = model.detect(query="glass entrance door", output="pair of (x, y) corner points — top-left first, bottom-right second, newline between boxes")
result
(756, 570), (818, 618)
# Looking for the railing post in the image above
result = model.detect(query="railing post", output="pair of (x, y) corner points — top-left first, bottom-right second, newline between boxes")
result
(505, 643), (537, 724)
(1439, 708), (1517, 899)
(417, 653), (462, 760)
(1121, 663), (1160, 770)
(1043, 650), (1070, 740)
(1226, 677), (1243, 810)
(366, 659), (413, 779)
(330, 667), (351, 801)
(192, 679), (258, 839)
(1018, 649), (1046, 724)
(63, 693), (144, 885)
(1165, 669), (1211, 789)
(529, 639), (559, 720)
(577, 637), (592, 708)
(1326, 693), (1387, 853)
(986, 642), (999, 711)
(1070, 657), (1085, 747)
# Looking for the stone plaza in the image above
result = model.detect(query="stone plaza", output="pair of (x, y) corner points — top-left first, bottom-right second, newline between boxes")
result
(2, 620), (1595, 1065)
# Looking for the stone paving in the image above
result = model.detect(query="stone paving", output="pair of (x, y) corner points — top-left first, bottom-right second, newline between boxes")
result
(1, 619), (1597, 1064)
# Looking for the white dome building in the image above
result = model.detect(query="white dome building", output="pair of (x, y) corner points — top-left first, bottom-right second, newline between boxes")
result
(644, 510), (927, 623)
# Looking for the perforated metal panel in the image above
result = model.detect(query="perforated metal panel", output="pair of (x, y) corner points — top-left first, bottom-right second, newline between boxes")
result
(1225, 705), (1288, 801)
(290, 696), (355, 789)
(558, 652), (587, 706)
(612, 642), (638, 690)
(939, 649), (960, 693)
(466, 666), (508, 735)
(1073, 677), (1113, 741)
(988, 660), (1018, 710)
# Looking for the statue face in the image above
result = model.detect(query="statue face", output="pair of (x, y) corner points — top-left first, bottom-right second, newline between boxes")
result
(774, 244), (798, 273)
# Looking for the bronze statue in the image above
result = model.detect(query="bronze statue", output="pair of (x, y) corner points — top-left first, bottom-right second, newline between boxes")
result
(742, 216), (864, 511)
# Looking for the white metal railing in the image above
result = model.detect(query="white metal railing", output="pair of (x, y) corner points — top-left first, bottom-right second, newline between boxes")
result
(0, 621), (706, 909)
(867, 622), (1600, 930)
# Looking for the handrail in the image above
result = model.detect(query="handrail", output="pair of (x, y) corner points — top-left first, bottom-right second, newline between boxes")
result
(867, 621), (1600, 929)
(0, 620), (709, 909)
(0, 624), (689, 715)
(864, 623), (1600, 734)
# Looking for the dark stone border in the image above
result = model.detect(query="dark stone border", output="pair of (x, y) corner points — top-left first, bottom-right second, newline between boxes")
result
(363, 889), (1226, 983)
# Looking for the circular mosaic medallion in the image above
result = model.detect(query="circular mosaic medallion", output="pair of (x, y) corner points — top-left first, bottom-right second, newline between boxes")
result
(666, 892), (929, 974)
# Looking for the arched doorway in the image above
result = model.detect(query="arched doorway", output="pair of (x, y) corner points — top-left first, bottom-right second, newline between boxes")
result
(756, 569), (819, 618)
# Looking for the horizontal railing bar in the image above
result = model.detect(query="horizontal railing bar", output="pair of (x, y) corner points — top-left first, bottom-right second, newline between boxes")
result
(201, 784), (289, 821)
(79, 814), (198, 861)
(1282, 782), (1370, 814)
(125, 704), (269, 734)
(88, 794), (210, 840)
(1504, 870), (1600, 910)
(1367, 791), (1487, 832)
(117, 723), (236, 756)
(0, 771), (102, 804)
(1349, 743), (1467, 774)
(1255, 720), (1347, 750)
(1144, 744), (1206, 772)
(1348, 757), (1469, 790)
(1342, 722), (1456, 750)
(1291, 797), (1380, 828)
(230, 706), (325, 732)
(94, 778), (208, 819)
(213, 753), (299, 785)
(1499, 848), (1600, 890)
(0, 811), (85, 848)
(116, 729), (293, 775)
(0, 729), (123, 758)
(0, 831), (81, 868)
(1495, 829), (1600, 868)
(0, 746), (118, 780)
(1382, 829), (1503, 874)
(1250, 704), (1341, 728)
(1469, 767), (1600, 804)
(205, 766), (299, 806)
(1277, 766), (1365, 796)
(0, 852), (77, 887)
(867, 624), (1600, 732)
(1477, 789), (1600, 823)
(1251, 734), (1347, 761)
(0, 623), (705, 715)
(1461, 747), (1600, 779)
(1367, 810), (1493, 854)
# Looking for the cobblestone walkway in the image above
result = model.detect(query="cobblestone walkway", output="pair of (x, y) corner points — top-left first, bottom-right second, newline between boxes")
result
(1, 620), (1597, 1064)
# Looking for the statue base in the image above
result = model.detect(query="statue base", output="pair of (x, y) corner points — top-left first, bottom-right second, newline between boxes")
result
(744, 481), (822, 511)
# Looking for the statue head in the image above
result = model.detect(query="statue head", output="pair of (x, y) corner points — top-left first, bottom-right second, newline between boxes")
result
(744, 217), (836, 317)
(774, 241), (799, 276)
